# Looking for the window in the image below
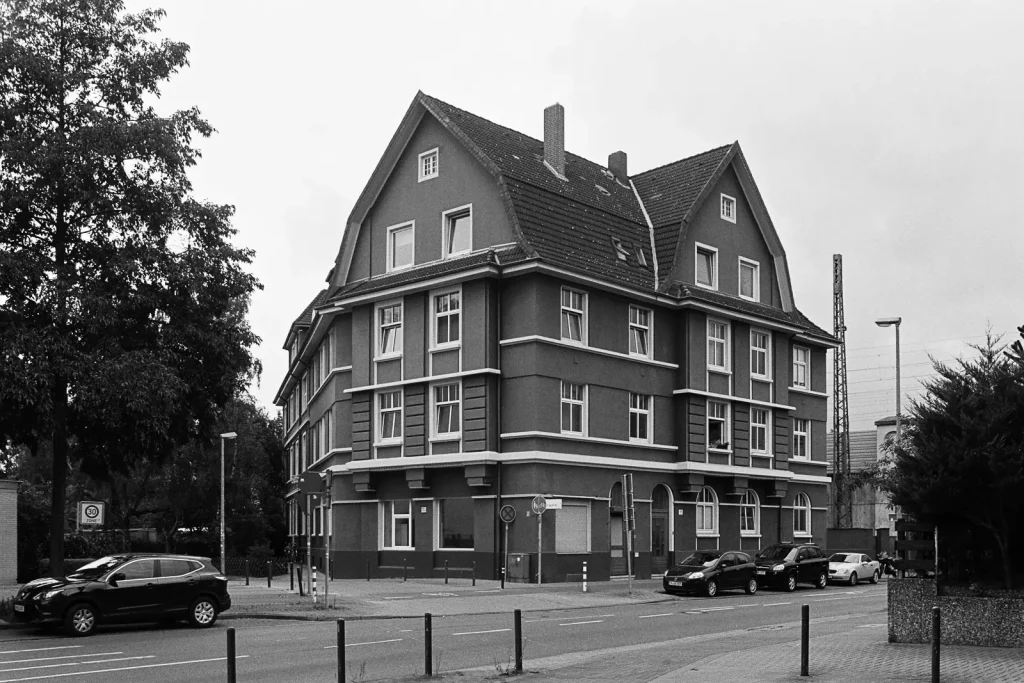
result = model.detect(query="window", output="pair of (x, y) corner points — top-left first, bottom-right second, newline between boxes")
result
(629, 393), (652, 443)
(707, 400), (730, 450)
(611, 237), (629, 261)
(750, 408), (770, 454)
(378, 390), (402, 443)
(383, 500), (413, 549)
(793, 418), (810, 459)
(443, 207), (472, 257)
(696, 487), (718, 535)
(560, 288), (586, 343)
(560, 381), (585, 435)
(750, 330), (770, 380)
(793, 346), (810, 388)
(555, 502), (590, 553)
(434, 292), (460, 347)
(437, 499), (473, 549)
(418, 148), (438, 182)
(378, 304), (403, 357)
(120, 559), (157, 581)
(628, 306), (651, 357)
(739, 258), (759, 302)
(740, 490), (760, 536)
(433, 383), (460, 438)
(793, 493), (811, 536)
(387, 223), (414, 271)
(696, 244), (717, 289)
(720, 194), (736, 223)
(708, 319), (729, 371)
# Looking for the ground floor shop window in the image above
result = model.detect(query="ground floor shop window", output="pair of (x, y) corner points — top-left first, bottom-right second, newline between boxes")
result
(556, 502), (590, 553)
(383, 500), (413, 549)
(437, 498), (474, 549)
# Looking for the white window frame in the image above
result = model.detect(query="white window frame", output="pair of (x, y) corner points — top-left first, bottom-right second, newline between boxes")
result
(418, 147), (439, 182)
(386, 222), (414, 272)
(431, 381), (461, 441)
(695, 242), (718, 290)
(432, 288), (461, 349)
(696, 486), (718, 536)
(750, 408), (770, 455)
(376, 301), (403, 359)
(381, 500), (414, 549)
(560, 381), (586, 436)
(738, 257), (760, 302)
(720, 193), (736, 223)
(628, 305), (652, 359)
(793, 493), (812, 537)
(707, 400), (731, 451)
(740, 489), (760, 536)
(750, 329), (770, 381)
(377, 390), (403, 446)
(793, 346), (810, 389)
(628, 393), (652, 444)
(441, 204), (472, 258)
(707, 318), (730, 372)
(560, 287), (587, 345)
(793, 418), (810, 460)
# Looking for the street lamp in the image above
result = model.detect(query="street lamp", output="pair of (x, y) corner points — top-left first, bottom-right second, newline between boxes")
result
(219, 431), (237, 573)
(875, 317), (902, 439)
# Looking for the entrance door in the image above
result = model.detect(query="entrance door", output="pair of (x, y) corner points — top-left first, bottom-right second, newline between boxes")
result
(609, 482), (626, 576)
(651, 486), (670, 574)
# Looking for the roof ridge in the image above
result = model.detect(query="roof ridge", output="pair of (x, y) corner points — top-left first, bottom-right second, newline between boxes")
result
(632, 143), (735, 179)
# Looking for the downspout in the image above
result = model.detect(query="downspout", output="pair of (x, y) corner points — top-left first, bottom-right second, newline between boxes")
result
(630, 179), (659, 289)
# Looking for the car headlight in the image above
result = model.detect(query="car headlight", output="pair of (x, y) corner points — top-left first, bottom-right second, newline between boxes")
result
(772, 564), (786, 572)
(40, 589), (64, 604)
(686, 571), (704, 580)
(663, 570), (669, 578)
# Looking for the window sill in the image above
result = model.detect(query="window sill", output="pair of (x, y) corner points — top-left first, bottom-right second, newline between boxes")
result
(751, 376), (772, 384)
(429, 435), (460, 443)
(442, 250), (471, 260)
(739, 295), (759, 304)
(436, 547), (475, 552)
(793, 533), (812, 539)
(560, 430), (586, 438)
(750, 452), (773, 458)
(382, 547), (415, 551)
(429, 343), (461, 354)
(708, 447), (733, 454)
(695, 283), (718, 292)
(418, 173), (438, 183)
(374, 354), (403, 362)
(629, 352), (654, 361)
(386, 264), (414, 274)
(374, 441), (403, 449)
(708, 368), (732, 376)
(696, 533), (720, 538)
(740, 533), (761, 538)
(789, 386), (828, 398)
(559, 337), (587, 347)
(628, 438), (653, 446)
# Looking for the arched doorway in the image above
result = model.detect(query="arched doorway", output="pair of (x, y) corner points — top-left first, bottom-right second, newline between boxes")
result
(651, 485), (671, 574)
(609, 481), (626, 576)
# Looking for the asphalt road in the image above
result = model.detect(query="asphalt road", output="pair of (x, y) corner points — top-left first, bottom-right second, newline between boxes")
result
(0, 583), (887, 682)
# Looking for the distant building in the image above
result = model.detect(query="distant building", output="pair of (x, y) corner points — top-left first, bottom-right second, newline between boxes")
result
(276, 92), (836, 581)
(827, 416), (899, 535)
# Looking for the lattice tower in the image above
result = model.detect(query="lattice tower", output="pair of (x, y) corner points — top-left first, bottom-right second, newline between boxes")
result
(832, 254), (852, 528)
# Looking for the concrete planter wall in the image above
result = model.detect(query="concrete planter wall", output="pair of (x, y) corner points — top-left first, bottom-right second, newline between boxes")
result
(889, 578), (1024, 647)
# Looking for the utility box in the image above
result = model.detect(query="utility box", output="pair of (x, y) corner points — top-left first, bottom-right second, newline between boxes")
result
(507, 553), (531, 583)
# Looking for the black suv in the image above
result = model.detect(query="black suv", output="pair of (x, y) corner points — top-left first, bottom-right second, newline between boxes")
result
(12, 554), (231, 636)
(754, 543), (829, 591)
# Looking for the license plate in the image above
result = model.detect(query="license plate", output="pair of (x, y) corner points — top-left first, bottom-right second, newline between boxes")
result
(14, 604), (25, 612)
(668, 580), (682, 586)
(756, 570), (766, 575)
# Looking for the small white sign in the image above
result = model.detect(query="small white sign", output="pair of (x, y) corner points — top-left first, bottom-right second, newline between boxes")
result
(545, 498), (563, 510)
(79, 501), (105, 525)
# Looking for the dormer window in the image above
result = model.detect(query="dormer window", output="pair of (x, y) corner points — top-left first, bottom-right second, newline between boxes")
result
(418, 148), (439, 182)
(720, 194), (736, 223)
(611, 238), (629, 261)
(636, 246), (648, 267)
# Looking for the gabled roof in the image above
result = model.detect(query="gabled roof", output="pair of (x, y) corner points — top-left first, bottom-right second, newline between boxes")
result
(283, 289), (328, 348)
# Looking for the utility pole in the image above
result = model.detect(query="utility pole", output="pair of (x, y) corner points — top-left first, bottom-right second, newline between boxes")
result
(832, 255), (852, 528)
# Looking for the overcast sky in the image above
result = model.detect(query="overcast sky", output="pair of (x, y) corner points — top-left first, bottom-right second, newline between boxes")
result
(123, 0), (1024, 431)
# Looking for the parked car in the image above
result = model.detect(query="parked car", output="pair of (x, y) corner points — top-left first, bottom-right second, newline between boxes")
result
(663, 550), (758, 597)
(12, 553), (231, 636)
(828, 553), (881, 585)
(754, 542), (828, 591)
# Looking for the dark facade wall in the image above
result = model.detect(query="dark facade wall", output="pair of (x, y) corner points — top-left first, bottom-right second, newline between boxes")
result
(462, 280), (488, 370)
(810, 347), (828, 393)
(334, 395), (352, 451)
(351, 393), (371, 460)
(404, 385), (426, 456)
(501, 274), (542, 340)
(405, 292), (426, 378)
(687, 311), (707, 391)
(332, 315), (353, 367)
(462, 374), (488, 452)
(352, 306), (371, 387)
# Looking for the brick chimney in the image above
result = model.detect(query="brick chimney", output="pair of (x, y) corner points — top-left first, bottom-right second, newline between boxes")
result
(544, 103), (565, 178)
(609, 151), (627, 181)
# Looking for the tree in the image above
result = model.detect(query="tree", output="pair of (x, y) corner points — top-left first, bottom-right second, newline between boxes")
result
(0, 0), (260, 575)
(875, 333), (1024, 589)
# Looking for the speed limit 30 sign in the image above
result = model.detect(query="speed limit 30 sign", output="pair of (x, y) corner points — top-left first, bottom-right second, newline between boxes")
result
(78, 501), (105, 525)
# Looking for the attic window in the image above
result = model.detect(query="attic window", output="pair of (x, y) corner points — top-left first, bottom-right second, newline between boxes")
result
(419, 148), (439, 182)
(611, 238), (629, 261)
(636, 246), (648, 267)
(720, 194), (736, 223)
(595, 184), (611, 196)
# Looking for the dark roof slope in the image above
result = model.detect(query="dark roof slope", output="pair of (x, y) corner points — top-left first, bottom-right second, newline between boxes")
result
(292, 289), (328, 328)
(674, 284), (836, 343)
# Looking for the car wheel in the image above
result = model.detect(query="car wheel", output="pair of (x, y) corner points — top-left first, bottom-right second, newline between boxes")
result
(706, 579), (718, 598)
(786, 573), (797, 592)
(849, 572), (859, 586)
(188, 597), (218, 628)
(871, 570), (880, 584)
(745, 578), (758, 595)
(65, 603), (98, 637)
(816, 572), (828, 589)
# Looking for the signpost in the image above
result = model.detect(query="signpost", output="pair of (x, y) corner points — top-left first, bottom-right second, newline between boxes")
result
(531, 496), (546, 585)
(299, 472), (324, 598)
(77, 501), (105, 530)
(622, 474), (636, 595)
(499, 505), (516, 589)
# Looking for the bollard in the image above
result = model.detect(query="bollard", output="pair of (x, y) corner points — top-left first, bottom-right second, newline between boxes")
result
(267, 561), (272, 588)
(289, 561), (294, 591)
(245, 558), (250, 587)
(932, 606), (940, 683)
(445, 560), (449, 584)
(313, 565), (318, 604)
(367, 558), (371, 581)
(404, 558), (408, 582)
(501, 564), (506, 590)
(425, 612), (433, 677)
(227, 627), (237, 683)
(472, 561), (476, 587)
(337, 619), (346, 682)
(583, 561), (588, 593)
(800, 604), (809, 676)
(514, 608), (523, 673)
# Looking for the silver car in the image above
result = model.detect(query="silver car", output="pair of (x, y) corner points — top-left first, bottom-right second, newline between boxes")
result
(828, 552), (880, 585)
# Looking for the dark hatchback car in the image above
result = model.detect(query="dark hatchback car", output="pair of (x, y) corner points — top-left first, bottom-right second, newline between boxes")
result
(13, 553), (231, 636)
(754, 543), (829, 591)
(663, 550), (758, 597)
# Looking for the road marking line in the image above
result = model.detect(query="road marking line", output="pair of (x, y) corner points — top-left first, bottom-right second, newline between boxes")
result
(559, 620), (604, 626)
(856, 624), (886, 628)
(638, 613), (674, 619)
(0, 656), (248, 682)
(1, 654), (122, 666)
(762, 602), (792, 606)
(453, 629), (511, 636)
(0, 649), (81, 657)
(733, 604), (760, 608)
(1, 656), (153, 674)
(474, 589), (503, 593)
(380, 596), (415, 600)
(324, 639), (403, 649)
(813, 596), (858, 602)
(701, 607), (734, 611)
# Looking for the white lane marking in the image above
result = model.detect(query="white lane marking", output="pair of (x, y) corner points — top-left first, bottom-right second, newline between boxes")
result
(1, 653), (122, 666)
(473, 589), (503, 593)
(559, 620), (603, 626)
(813, 596), (859, 602)
(762, 602), (792, 606)
(638, 613), (674, 619)
(0, 649), (81, 657)
(453, 629), (511, 637)
(701, 607), (734, 612)
(0, 656), (249, 682)
(732, 604), (760, 608)
(1, 656), (152, 674)
(856, 624), (886, 628)
(380, 596), (415, 600)
(325, 638), (404, 649)
(524, 613), (613, 624)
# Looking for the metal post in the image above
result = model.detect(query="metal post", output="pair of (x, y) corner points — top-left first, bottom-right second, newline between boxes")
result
(472, 561), (476, 587)
(424, 612), (433, 677)
(502, 522), (509, 589)
(932, 606), (940, 683)
(445, 560), (449, 584)
(220, 438), (226, 573)
(404, 558), (408, 582)
(366, 558), (371, 581)
(583, 560), (588, 593)
(306, 501), (312, 596)
(537, 511), (543, 585)
(226, 627), (236, 683)
(312, 565), (317, 604)
(895, 321), (901, 440)
(514, 608), (523, 673)
(289, 561), (294, 591)
(800, 604), (809, 676)
(267, 561), (272, 588)
(245, 558), (249, 586)
(337, 619), (345, 683)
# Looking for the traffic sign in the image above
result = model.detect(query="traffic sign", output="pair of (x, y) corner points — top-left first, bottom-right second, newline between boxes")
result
(545, 498), (563, 510)
(499, 505), (516, 524)
(531, 495), (547, 515)
(299, 471), (324, 494)
(296, 492), (322, 513)
(78, 501), (105, 525)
